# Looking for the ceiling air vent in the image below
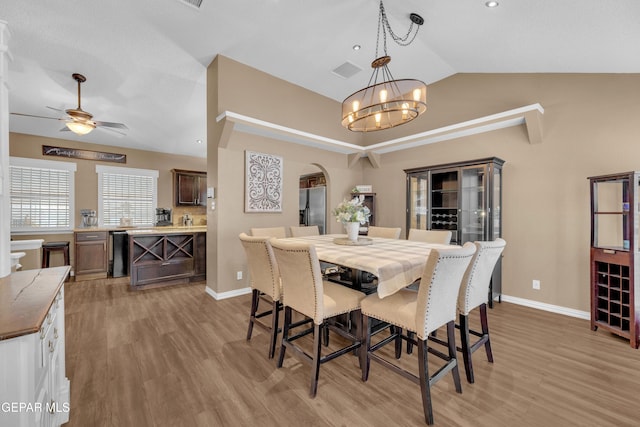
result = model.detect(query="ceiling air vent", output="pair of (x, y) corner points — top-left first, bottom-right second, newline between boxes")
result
(177, 0), (203, 9)
(332, 61), (362, 79)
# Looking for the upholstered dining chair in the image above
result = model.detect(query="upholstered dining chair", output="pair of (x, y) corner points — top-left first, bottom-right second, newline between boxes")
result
(238, 233), (282, 359)
(250, 226), (287, 238)
(289, 225), (320, 237)
(407, 228), (453, 245)
(360, 242), (476, 425)
(367, 226), (401, 239)
(457, 238), (506, 383)
(270, 239), (366, 398)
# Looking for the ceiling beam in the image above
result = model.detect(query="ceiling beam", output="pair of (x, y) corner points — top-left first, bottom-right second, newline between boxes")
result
(216, 103), (545, 157)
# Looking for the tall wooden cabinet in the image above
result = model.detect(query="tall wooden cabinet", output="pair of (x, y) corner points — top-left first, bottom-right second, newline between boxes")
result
(589, 172), (640, 348)
(405, 157), (504, 303)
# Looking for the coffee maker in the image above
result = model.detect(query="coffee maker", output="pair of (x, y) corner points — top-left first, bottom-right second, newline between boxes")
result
(155, 208), (172, 226)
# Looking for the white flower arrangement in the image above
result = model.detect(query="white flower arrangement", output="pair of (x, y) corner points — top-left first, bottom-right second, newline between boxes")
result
(332, 195), (371, 225)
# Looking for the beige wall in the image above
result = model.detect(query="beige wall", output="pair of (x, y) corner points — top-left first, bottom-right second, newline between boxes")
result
(207, 56), (363, 294)
(207, 57), (640, 313)
(10, 132), (206, 270)
(365, 73), (640, 312)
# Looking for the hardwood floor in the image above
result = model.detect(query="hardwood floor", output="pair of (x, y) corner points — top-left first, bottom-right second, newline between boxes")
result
(64, 278), (640, 426)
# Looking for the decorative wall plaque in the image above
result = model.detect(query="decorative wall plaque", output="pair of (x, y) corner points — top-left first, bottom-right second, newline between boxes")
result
(245, 150), (283, 213)
(42, 145), (126, 163)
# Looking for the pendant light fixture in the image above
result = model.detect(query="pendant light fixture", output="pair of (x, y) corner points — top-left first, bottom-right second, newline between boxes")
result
(341, 1), (427, 132)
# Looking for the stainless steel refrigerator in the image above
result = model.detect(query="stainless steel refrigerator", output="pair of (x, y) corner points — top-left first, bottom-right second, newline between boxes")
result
(299, 186), (326, 234)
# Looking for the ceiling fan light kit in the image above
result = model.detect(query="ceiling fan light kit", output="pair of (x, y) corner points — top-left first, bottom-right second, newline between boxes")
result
(65, 120), (95, 135)
(341, 0), (427, 132)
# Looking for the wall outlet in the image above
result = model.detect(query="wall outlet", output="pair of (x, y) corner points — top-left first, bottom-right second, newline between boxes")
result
(532, 279), (541, 290)
(236, 271), (243, 280)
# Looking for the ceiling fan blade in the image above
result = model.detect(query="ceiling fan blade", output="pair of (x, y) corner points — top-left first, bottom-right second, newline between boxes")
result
(46, 106), (65, 113)
(95, 120), (128, 130)
(95, 125), (127, 137)
(11, 112), (65, 121)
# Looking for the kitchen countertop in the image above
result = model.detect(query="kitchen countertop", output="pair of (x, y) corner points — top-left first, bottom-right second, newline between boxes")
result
(0, 266), (70, 340)
(74, 225), (207, 233)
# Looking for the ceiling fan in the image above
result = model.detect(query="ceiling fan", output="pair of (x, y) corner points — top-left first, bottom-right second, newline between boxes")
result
(11, 73), (128, 136)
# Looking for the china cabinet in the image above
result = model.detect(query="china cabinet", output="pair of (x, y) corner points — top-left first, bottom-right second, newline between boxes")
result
(351, 192), (375, 235)
(589, 172), (640, 348)
(405, 157), (504, 303)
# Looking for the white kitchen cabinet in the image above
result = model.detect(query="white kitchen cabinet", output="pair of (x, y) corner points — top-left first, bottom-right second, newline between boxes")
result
(0, 267), (71, 426)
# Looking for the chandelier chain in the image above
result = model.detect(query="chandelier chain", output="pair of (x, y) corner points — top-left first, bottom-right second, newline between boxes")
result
(376, 0), (421, 58)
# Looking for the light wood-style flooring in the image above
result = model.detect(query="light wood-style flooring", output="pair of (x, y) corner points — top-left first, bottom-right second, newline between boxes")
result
(64, 278), (640, 426)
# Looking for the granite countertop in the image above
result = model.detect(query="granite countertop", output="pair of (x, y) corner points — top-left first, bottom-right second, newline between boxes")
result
(74, 225), (207, 233)
(126, 226), (207, 235)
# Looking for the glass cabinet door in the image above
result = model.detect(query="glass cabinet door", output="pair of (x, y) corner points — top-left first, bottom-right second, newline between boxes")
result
(460, 166), (487, 244)
(407, 172), (429, 231)
(592, 178), (629, 250)
(492, 165), (502, 240)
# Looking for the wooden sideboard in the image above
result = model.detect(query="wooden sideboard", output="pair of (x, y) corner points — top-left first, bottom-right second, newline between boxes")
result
(129, 230), (206, 289)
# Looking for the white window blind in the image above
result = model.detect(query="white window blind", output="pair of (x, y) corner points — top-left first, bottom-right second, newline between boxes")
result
(9, 157), (77, 232)
(96, 166), (158, 227)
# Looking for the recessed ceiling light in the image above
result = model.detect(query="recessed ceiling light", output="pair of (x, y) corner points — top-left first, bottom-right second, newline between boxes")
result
(485, 1), (499, 7)
(196, 139), (202, 144)
(352, 44), (361, 51)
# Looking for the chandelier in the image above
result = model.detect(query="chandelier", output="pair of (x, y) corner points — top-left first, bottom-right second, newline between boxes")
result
(341, 1), (427, 132)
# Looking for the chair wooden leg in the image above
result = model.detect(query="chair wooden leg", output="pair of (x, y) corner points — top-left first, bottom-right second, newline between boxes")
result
(310, 323), (322, 398)
(361, 315), (371, 382)
(459, 313), (474, 383)
(277, 306), (292, 368)
(353, 309), (363, 364)
(268, 300), (279, 359)
(406, 331), (415, 354)
(394, 327), (403, 359)
(447, 321), (462, 393)
(322, 324), (329, 347)
(417, 339), (434, 425)
(246, 289), (260, 341)
(480, 303), (494, 363)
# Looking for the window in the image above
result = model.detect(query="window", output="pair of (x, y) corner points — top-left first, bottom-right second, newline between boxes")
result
(96, 165), (158, 227)
(9, 157), (77, 233)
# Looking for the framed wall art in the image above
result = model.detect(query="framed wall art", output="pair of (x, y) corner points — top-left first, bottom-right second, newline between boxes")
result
(245, 150), (283, 213)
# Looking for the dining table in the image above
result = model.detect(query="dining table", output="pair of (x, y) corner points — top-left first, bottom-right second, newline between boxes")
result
(282, 234), (456, 298)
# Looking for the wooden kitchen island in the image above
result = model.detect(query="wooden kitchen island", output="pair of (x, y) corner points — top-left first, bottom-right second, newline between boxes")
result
(127, 227), (206, 289)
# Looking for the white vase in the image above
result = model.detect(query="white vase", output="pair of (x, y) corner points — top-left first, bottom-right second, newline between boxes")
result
(345, 222), (360, 242)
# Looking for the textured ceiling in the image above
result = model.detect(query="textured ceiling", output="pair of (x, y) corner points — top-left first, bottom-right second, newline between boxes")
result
(4, 0), (640, 158)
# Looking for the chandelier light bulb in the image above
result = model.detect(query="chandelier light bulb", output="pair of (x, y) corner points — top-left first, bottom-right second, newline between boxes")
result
(379, 89), (388, 103)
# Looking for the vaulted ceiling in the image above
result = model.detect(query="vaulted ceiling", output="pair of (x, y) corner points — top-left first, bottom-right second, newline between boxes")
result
(4, 0), (640, 158)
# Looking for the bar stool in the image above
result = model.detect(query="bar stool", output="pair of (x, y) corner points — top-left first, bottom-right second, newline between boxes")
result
(42, 241), (70, 268)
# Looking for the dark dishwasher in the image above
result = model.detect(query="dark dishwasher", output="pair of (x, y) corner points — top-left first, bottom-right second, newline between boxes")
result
(111, 231), (129, 278)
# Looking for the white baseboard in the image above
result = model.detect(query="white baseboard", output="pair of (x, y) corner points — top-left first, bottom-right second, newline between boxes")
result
(500, 294), (590, 320)
(205, 286), (251, 300)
